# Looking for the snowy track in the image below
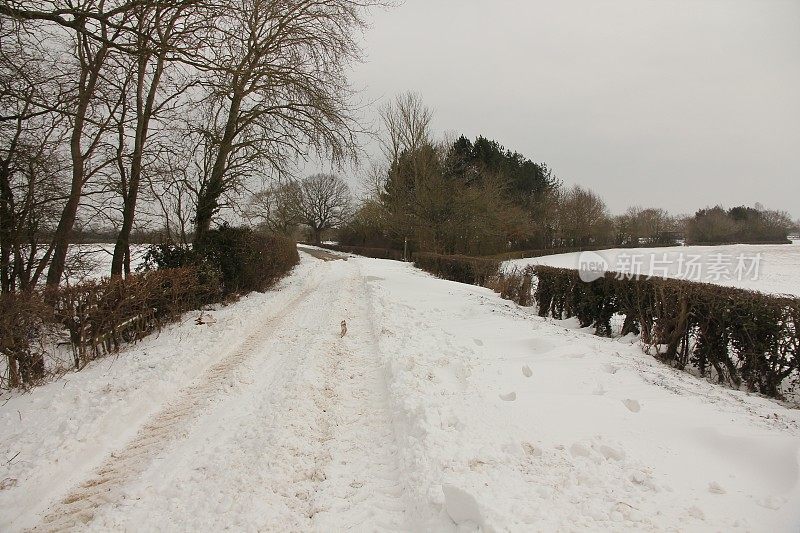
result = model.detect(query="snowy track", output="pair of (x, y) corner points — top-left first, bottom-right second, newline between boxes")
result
(10, 255), (411, 531)
(34, 261), (329, 531)
(3, 251), (800, 531)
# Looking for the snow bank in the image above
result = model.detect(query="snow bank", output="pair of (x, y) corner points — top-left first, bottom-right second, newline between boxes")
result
(364, 258), (800, 531)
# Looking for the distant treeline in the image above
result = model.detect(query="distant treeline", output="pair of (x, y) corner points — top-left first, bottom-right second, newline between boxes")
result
(334, 93), (797, 256)
(685, 205), (794, 245)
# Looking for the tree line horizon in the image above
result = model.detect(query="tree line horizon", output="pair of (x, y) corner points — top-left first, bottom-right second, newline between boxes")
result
(2, 2), (798, 296)
(249, 93), (799, 255)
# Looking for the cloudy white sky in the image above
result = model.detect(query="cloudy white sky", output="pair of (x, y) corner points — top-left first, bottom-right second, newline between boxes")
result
(346, 0), (800, 218)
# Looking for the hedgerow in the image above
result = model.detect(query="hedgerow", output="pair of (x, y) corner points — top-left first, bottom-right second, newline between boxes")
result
(533, 266), (800, 398)
(414, 252), (500, 286)
(314, 243), (409, 261)
(1, 229), (300, 390)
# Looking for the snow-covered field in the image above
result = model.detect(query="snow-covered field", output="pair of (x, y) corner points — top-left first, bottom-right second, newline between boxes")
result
(63, 243), (150, 283)
(506, 242), (800, 297)
(1, 252), (799, 531)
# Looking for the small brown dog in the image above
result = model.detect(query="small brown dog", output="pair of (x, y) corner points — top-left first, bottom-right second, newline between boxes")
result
(340, 320), (347, 338)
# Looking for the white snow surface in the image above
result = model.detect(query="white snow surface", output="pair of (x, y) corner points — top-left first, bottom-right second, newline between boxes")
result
(505, 242), (800, 297)
(1, 251), (799, 531)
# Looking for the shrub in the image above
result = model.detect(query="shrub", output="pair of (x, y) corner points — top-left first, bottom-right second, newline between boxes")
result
(198, 227), (299, 294)
(415, 253), (500, 285)
(139, 243), (197, 271)
(486, 267), (533, 306)
(532, 266), (800, 398)
(0, 292), (52, 388)
(143, 225), (300, 295)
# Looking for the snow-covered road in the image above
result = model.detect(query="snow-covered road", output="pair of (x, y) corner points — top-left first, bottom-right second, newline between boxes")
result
(2, 251), (799, 531)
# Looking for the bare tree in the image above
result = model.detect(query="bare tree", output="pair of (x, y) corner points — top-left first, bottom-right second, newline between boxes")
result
(0, 16), (70, 292)
(109, 0), (198, 277)
(1, 0), (382, 288)
(556, 185), (612, 246)
(44, 1), (130, 287)
(379, 91), (433, 170)
(245, 180), (302, 236)
(297, 173), (351, 244)
(190, 0), (376, 243)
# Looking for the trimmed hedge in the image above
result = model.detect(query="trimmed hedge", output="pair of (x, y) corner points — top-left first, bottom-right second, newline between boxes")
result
(533, 266), (800, 398)
(415, 252), (500, 285)
(2, 229), (300, 390)
(313, 243), (408, 261)
(143, 226), (300, 295)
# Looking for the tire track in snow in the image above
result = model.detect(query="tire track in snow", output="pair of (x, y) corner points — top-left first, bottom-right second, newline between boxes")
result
(307, 263), (409, 530)
(30, 267), (327, 532)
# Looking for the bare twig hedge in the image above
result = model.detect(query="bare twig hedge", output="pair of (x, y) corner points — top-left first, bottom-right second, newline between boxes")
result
(0, 292), (52, 388)
(1, 231), (300, 390)
(51, 268), (220, 372)
(0, 268), (218, 389)
(486, 267), (533, 306)
(533, 266), (800, 398)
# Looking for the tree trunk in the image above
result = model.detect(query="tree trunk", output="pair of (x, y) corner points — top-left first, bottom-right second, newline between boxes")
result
(46, 33), (107, 287)
(46, 140), (85, 287)
(112, 47), (165, 277)
(0, 162), (13, 293)
(194, 93), (242, 244)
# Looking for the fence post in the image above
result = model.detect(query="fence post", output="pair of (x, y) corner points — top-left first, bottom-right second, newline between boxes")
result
(403, 237), (408, 262)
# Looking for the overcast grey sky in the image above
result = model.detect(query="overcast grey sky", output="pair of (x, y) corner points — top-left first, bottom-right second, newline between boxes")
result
(346, 0), (800, 218)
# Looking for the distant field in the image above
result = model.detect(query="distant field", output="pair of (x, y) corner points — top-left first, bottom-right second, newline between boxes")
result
(66, 243), (150, 283)
(505, 242), (800, 297)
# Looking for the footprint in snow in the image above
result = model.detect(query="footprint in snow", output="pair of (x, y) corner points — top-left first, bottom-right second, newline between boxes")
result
(623, 399), (641, 412)
(522, 365), (532, 377)
(499, 391), (517, 401)
(473, 338), (484, 346)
